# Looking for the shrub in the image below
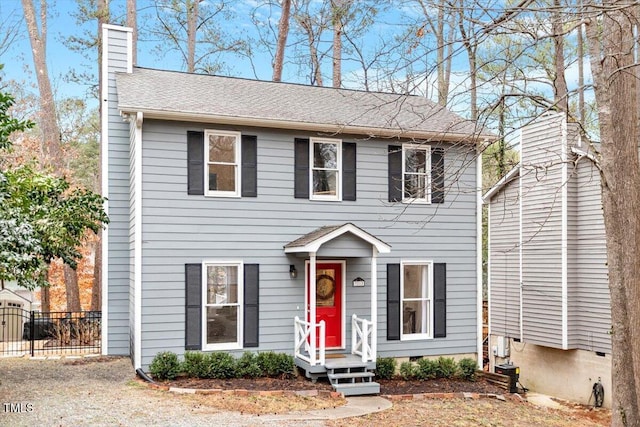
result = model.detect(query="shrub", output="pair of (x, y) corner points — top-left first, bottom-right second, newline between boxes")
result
(415, 358), (438, 380)
(149, 351), (180, 381)
(399, 361), (416, 380)
(457, 358), (478, 381)
(206, 352), (236, 379)
(236, 352), (262, 378)
(182, 351), (209, 378)
(375, 357), (396, 380)
(434, 356), (458, 379)
(257, 352), (295, 378)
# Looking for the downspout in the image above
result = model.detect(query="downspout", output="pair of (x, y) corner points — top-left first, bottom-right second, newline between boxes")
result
(476, 147), (483, 369)
(134, 111), (143, 370)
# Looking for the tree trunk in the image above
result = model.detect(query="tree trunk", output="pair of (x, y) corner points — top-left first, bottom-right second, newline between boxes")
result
(63, 264), (81, 312)
(586, 4), (640, 426)
(21, 0), (62, 170)
(41, 284), (50, 313)
(272, 0), (291, 82)
(186, 0), (199, 73)
(577, 2), (584, 124)
(331, 0), (344, 88)
(91, 237), (102, 311)
(127, 0), (136, 65)
(552, 0), (568, 114)
(299, 16), (323, 86)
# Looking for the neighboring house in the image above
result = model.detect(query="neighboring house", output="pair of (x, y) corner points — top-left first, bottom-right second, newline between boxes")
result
(101, 25), (489, 394)
(484, 113), (611, 407)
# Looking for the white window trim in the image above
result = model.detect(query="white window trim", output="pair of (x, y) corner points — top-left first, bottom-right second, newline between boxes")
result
(402, 143), (431, 204)
(202, 260), (244, 351)
(204, 129), (241, 198)
(310, 137), (342, 201)
(400, 260), (434, 341)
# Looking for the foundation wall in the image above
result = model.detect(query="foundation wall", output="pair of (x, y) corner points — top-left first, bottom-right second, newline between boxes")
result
(490, 335), (611, 408)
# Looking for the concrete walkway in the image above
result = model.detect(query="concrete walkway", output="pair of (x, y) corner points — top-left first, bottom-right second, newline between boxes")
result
(256, 396), (392, 421)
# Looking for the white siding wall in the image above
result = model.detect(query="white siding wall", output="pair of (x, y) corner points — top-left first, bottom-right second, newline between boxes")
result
(574, 157), (611, 352)
(488, 177), (521, 338)
(520, 114), (565, 348)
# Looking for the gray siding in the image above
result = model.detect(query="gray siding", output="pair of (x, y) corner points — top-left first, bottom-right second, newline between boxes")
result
(488, 177), (521, 338)
(574, 157), (611, 353)
(520, 114), (564, 348)
(105, 27), (131, 355)
(138, 120), (479, 367)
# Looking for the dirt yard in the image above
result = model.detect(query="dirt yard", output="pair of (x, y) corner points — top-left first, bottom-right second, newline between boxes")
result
(0, 356), (610, 426)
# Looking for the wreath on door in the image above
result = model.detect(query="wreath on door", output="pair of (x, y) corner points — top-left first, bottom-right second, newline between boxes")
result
(316, 274), (336, 300)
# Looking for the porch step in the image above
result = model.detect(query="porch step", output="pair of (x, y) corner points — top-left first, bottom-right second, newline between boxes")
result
(328, 371), (375, 381)
(333, 381), (380, 396)
(326, 359), (378, 396)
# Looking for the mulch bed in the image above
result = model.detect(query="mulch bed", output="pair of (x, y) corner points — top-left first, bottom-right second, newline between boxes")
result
(163, 375), (506, 396)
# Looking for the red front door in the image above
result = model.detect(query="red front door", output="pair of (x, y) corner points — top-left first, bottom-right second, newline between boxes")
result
(307, 262), (343, 348)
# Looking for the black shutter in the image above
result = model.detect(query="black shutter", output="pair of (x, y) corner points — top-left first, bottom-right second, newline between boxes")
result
(388, 145), (402, 202)
(342, 142), (357, 201)
(431, 147), (445, 204)
(187, 131), (205, 195)
(243, 264), (260, 347)
(433, 263), (447, 338)
(386, 263), (401, 341)
(294, 138), (310, 198)
(185, 263), (202, 350)
(241, 135), (258, 197)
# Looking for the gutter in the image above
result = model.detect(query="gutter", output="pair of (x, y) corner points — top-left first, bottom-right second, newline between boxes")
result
(119, 107), (496, 144)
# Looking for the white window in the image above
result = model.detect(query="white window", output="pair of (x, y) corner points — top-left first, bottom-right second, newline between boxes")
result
(311, 138), (341, 201)
(403, 144), (431, 203)
(205, 130), (241, 197)
(401, 261), (433, 340)
(202, 262), (243, 350)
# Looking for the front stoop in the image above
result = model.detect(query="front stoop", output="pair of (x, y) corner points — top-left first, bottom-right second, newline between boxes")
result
(325, 358), (380, 396)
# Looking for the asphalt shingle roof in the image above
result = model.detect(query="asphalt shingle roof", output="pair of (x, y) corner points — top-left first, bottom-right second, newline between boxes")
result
(116, 67), (491, 141)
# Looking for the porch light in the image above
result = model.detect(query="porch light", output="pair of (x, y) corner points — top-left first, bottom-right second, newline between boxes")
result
(352, 277), (365, 287)
(289, 265), (298, 279)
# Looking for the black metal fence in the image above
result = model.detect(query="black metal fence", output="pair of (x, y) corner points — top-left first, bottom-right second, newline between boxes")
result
(0, 309), (101, 357)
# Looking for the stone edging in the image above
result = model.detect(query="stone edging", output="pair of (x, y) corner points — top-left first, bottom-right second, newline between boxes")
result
(381, 392), (527, 403)
(140, 379), (344, 399)
(140, 379), (526, 404)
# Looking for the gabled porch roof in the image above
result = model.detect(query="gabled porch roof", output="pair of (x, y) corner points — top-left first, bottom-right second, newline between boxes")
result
(283, 223), (391, 254)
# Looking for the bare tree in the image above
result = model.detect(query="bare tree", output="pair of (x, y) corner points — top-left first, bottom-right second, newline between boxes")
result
(127, 0), (137, 65)
(331, 0), (350, 88)
(551, 0), (568, 113)
(585, 3), (640, 425)
(143, 0), (247, 74)
(272, 0), (292, 81)
(21, 0), (61, 170)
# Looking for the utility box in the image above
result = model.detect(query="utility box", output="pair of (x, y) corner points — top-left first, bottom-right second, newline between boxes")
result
(495, 363), (520, 393)
(496, 335), (510, 357)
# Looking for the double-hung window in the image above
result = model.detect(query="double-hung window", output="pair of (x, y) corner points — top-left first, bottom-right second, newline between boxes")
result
(403, 144), (431, 203)
(205, 130), (241, 197)
(311, 138), (341, 201)
(401, 261), (433, 340)
(203, 262), (243, 350)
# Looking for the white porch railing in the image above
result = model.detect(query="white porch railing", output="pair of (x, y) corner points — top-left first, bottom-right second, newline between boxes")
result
(294, 316), (325, 366)
(351, 314), (375, 362)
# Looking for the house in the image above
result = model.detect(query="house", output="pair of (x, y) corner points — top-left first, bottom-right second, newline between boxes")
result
(100, 25), (489, 394)
(484, 113), (611, 406)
